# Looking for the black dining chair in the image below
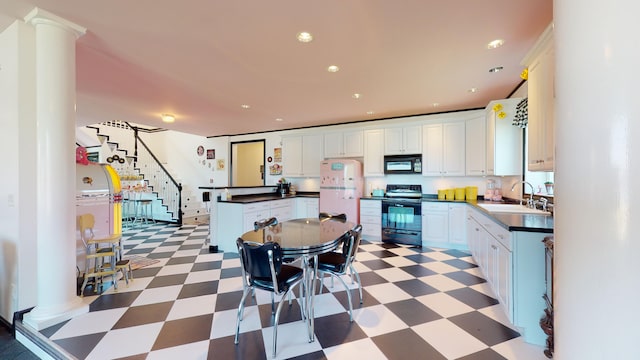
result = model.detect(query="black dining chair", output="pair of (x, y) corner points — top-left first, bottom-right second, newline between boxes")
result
(254, 216), (278, 230)
(315, 224), (363, 321)
(235, 237), (304, 358)
(318, 212), (347, 222)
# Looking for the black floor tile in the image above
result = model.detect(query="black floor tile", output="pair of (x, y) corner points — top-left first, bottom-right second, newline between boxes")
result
(448, 311), (520, 346)
(444, 271), (487, 286)
(215, 291), (244, 312)
(209, 331), (267, 360)
(131, 266), (162, 278)
(404, 254), (437, 264)
(151, 314), (214, 351)
(359, 259), (394, 271)
(443, 258), (478, 270)
(146, 251), (176, 259)
(192, 260), (222, 271)
(458, 348), (508, 360)
(89, 291), (142, 311)
(258, 300), (304, 327)
(52, 332), (106, 360)
(446, 287), (499, 309)
(113, 302), (173, 329)
(220, 267), (243, 279)
(393, 278), (440, 297)
(356, 271), (388, 287)
(177, 281), (219, 299)
(368, 249), (399, 258)
(372, 328), (447, 360)
(146, 274), (189, 288)
(384, 298), (442, 326)
(313, 312), (367, 348)
(166, 256), (198, 265)
(442, 249), (472, 258)
(399, 264), (438, 278)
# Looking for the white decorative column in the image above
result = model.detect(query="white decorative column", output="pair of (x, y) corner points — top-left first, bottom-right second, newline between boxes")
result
(22, 8), (89, 330)
(555, 0), (640, 358)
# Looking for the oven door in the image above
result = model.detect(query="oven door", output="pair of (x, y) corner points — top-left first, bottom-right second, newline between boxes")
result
(381, 200), (422, 245)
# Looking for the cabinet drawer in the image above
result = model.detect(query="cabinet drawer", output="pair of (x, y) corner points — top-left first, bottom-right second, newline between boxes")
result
(360, 200), (381, 210)
(361, 206), (381, 216)
(244, 202), (270, 213)
(361, 214), (381, 225)
(480, 219), (512, 251)
(422, 202), (448, 212)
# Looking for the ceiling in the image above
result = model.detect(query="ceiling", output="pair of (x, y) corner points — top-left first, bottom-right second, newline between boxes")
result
(1, 1), (553, 137)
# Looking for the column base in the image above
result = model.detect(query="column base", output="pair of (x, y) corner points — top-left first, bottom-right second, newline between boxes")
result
(22, 297), (88, 331)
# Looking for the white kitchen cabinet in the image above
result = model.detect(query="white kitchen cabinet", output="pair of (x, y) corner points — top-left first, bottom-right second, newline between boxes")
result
(523, 25), (555, 172)
(324, 130), (364, 158)
(295, 197), (319, 218)
(242, 202), (271, 232)
(422, 202), (467, 249)
(485, 99), (523, 176)
(364, 129), (384, 176)
(270, 198), (295, 222)
(384, 125), (422, 155)
(465, 115), (487, 176)
(422, 121), (465, 176)
(360, 199), (381, 241)
(282, 134), (323, 177)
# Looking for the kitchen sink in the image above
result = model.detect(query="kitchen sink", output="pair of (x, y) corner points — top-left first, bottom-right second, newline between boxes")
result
(478, 203), (551, 215)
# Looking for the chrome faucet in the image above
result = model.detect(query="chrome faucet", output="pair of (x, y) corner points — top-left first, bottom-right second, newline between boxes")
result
(511, 181), (535, 208)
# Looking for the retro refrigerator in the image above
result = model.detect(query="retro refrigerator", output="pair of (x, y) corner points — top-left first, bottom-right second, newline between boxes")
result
(319, 159), (364, 223)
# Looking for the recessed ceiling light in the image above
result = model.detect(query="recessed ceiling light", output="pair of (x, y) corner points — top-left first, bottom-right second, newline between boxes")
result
(487, 39), (504, 49)
(275, 118), (283, 122)
(468, 87), (478, 93)
(327, 65), (339, 73)
(297, 32), (313, 43)
(161, 113), (175, 123)
(489, 66), (504, 73)
(241, 104), (250, 109)
(352, 93), (361, 99)
(432, 103), (440, 107)
(366, 111), (375, 115)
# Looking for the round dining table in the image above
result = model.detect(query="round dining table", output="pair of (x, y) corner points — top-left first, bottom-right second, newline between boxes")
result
(240, 217), (356, 342)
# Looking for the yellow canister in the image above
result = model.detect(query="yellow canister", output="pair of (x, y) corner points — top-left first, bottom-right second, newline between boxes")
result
(465, 186), (478, 200)
(437, 189), (446, 200)
(445, 189), (455, 200)
(455, 188), (465, 200)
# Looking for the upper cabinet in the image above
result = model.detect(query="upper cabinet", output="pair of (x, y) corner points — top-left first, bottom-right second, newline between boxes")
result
(422, 121), (465, 176)
(523, 24), (555, 172)
(324, 129), (364, 158)
(465, 115), (487, 176)
(282, 133), (323, 177)
(384, 125), (422, 155)
(486, 99), (523, 176)
(364, 129), (385, 176)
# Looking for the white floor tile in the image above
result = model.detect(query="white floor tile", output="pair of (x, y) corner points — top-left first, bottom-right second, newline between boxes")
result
(220, 258), (241, 269)
(352, 304), (408, 337)
(492, 337), (548, 360)
(324, 338), (388, 360)
(364, 283), (412, 304)
(194, 253), (224, 263)
(374, 267), (415, 282)
(216, 277), (244, 294)
(50, 308), (129, 340)
(381, 255), (419, 268)
(478, 304), (518, 330)
(185, 269), (221, 284)
(172, 249), (202, 257)
(211, 307), (261, 339)
(261, 320), (323, 360)
(86, 322), (164, 360)
(311, 292), (350, 318)
(156, 263), (194, 276)
(423, 251), (456, 261)
(419, 274), (466, 292)
(131, 285), (182, 306)
(421, 261), (461, 274)
(413, 318), (488, 359)
(166, 294), (217, 321)
(152, 245), (180, 253)
(416, 292), (475, 318)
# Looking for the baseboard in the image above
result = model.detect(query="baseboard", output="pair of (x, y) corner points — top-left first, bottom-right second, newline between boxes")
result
(14, 309), (76, 360)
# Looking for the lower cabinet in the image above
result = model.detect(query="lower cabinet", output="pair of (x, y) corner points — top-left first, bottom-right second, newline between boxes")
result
(360, 199), (381, 240)
(295, 197), (319, 218)
(466, 207), (548, 346)
(422, 202), (467, 249)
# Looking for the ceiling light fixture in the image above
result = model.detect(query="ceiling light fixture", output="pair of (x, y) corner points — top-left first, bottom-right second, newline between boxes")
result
(366, 111), (375, 115)
(489, 66), (504, 73)
(296, 32), (313, 43)
(352, 93), (361, 99)
(468, 87), (478, 93)
(241, 104), (250, 109)
(432, 102), (440, 107)
(327, 65), (339, 73)
(275, 118), (283, 122)
(161, 113), (175, 123)
(487, 39), (505, 49)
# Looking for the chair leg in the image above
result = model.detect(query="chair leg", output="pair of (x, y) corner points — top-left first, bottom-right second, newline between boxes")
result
(350, 264), (363, 304)
(234, 287), (252, 344)
(332, 273), (354, 322)
(272, 287), (296, 358)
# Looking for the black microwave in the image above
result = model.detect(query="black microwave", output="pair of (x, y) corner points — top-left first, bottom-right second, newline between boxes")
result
(384, 154), (422, 174)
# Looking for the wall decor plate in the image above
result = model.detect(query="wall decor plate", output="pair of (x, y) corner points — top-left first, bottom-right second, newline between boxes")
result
(197, 145), (204, 156)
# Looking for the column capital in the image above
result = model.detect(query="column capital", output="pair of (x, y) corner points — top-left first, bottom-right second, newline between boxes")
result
(24, 7), (86, 38)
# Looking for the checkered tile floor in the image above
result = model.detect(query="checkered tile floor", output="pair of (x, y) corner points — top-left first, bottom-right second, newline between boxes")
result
(36, 223), (546, 359)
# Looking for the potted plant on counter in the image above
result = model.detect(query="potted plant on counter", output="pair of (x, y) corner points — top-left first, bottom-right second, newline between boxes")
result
(277, 177), (290, 195)
(545, 181), (554, 195)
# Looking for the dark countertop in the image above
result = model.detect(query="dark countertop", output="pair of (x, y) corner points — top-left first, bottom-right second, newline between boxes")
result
(217, 192), (319, 204)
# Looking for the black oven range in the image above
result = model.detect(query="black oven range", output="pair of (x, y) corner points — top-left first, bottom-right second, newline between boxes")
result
(381, 184), (422, 246)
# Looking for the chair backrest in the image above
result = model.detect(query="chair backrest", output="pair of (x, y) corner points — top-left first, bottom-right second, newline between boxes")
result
(341, 224), (363, 269)
(319, 212), (347, 222)
(237, 238), (283, 286)
(254, 217), (278, 230)
(78, 213), (96, 244)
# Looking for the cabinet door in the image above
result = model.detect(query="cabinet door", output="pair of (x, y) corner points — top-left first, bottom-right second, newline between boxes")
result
(364, 129), (384, 176)
(403, 125), (423, 154)
(541, 46), (555, 171)
(443, 122), (465, 176)
(323, 132), (344, 158)
(466, 115), (486, 176)
(422, 203), (449, 245)
(495, 238), (512, 315)
(301, 134), (323, 176)
(448, 204), (466, 245)
(527, 42), (554, 172)
(282, 136), (303, 176)
(422, 123), (443, 176)
(343, 130), (364, 157)
(384, 127), (405, 154)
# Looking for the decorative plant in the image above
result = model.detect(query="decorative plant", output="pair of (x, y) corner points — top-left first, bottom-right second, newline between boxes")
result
(492, 103), (507, 119)
(544, 181), (553, 185)
(278, 177), (288, 184)
(520, 68), (529, 80)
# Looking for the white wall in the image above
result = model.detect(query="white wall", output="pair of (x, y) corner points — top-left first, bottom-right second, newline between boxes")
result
(0, 20), (38, 323)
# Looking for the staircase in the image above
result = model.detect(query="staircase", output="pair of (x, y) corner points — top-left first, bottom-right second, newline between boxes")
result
(77, 121), (207, 225)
